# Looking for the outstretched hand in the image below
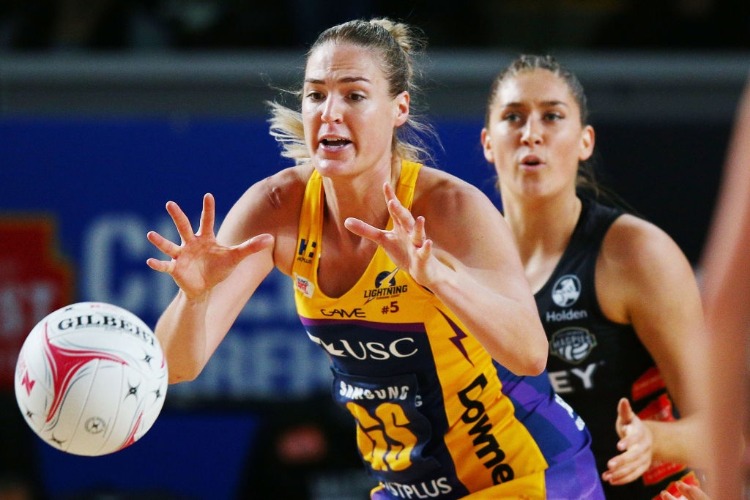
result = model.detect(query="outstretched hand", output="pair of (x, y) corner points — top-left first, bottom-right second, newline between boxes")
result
(146, 193), (274, 300)
(344, 182), (437, 287)
(601, 398), (654, 486)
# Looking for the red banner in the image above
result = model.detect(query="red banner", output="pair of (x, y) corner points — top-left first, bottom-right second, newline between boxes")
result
(0, 217), (74, 391)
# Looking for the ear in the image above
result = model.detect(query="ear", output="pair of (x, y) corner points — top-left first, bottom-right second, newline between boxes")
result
(579, 124), (595, 162)
(394, 91), (410, 127)
(480, 127), (494, 163)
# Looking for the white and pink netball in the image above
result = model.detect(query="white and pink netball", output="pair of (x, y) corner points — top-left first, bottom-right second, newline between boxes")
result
(14, 301), (168, 456)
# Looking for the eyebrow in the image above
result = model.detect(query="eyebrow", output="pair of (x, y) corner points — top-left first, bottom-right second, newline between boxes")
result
(503, 100), (569, 108)
(304, 76), (372, 85)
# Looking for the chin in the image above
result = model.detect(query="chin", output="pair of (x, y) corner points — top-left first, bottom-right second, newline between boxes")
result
(314, 158), (352, 177)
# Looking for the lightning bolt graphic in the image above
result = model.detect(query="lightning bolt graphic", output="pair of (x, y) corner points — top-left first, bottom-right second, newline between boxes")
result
(438, 310), (473, 365)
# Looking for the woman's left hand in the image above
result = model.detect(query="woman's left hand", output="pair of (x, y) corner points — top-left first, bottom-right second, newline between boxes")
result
(601, 398), (654, 485)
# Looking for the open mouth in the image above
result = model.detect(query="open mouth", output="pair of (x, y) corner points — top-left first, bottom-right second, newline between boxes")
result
(521, 155), (542, 166)
(321, 138), (351, 148)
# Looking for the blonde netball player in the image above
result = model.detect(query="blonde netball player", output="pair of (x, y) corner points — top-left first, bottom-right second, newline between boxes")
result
(146, 19), (603, 499)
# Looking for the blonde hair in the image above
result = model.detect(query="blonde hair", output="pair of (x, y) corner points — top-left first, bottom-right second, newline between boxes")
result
(268, 18), (438, 166)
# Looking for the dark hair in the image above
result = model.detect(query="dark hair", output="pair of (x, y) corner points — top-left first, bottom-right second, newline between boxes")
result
(485, 54), (589, 128)
(488, 55), (642, 214)
(269, 18), (439, 165)
(485, 54), (610, 200)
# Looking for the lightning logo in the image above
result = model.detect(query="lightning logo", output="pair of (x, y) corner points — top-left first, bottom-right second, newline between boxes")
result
(363, 268), (407, 304)
(438, 310), (472, 364)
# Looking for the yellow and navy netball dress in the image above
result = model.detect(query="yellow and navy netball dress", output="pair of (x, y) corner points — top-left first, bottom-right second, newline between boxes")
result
(292, 161), (604, 499)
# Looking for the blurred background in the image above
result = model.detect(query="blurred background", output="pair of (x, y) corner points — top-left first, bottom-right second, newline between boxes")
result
(1, 1), (748, 499)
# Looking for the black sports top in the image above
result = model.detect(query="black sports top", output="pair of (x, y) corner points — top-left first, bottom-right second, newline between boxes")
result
(534, 196), (695, 499)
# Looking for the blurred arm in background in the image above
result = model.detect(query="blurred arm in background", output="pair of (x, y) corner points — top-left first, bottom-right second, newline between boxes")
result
(699, 76), (750, 500)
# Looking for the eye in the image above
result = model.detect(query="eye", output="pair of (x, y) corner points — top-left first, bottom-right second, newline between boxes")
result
(348, 92), (366, 102)
(305, 91), (324, 102)
(502, 111), (522, 123)
(544, 111), (564, 121)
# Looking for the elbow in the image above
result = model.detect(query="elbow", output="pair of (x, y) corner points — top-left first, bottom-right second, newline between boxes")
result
(526, 351), (548, 376)
(159, 336), (207, 384)
(166, 359), (204, 385)
(524, 322), (550, 376)
(490, 327), (549, 376)
(504, 350), (548, 377)
(529, 335), (550, 375)
(168, 372), (198, 385)
(518, 352), (548, 376)
(512, 342), (549, 376)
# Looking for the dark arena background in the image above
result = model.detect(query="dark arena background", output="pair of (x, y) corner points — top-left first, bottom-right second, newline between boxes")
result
(1, 2), (748, 499)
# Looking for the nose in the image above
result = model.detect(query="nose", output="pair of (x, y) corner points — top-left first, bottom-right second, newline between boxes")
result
(321, 95), (343, 123)
(521, 117), (542, 145)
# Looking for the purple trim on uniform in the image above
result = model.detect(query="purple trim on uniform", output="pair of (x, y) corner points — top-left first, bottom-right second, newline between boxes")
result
(370, 488), (389, 500)
(298, 315), (427, 332)
(544, 445), (606, 499)
(494, 362), (590, 462)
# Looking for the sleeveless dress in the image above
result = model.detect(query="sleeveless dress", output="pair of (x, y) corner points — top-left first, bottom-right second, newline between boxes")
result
(535, 195), (697, 499)
(292, 161), (604, 499)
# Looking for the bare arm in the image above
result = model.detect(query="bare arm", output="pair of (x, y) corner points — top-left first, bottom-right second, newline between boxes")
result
(146, 192), (276, 382)
(599, 216), (706, 484)
(700, 78), (750, 499)
(345, 174), (547, 375)
(146, 167), (307, 383)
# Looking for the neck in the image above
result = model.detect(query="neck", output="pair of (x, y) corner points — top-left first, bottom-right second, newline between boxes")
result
(322, 157), (402, 233)
(502, 192), (582, 265)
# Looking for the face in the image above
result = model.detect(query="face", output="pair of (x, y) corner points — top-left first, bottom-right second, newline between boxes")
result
(302, 42), (409, 179)
(481, 69), (594, 202)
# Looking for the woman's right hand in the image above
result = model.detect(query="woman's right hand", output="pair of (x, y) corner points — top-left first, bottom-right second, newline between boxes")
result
(146, 193), (274, 300)
(602, 398), (654, 486)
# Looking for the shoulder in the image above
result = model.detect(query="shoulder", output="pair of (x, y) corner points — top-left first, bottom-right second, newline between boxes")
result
(227, 165), (312, 223)
(597, 213), (695, 321)
(218, 165), (313, 265)
(412, 166), (512, 259)
(413, 166), (498, 219)
(248, 164), (313, 205)
(602, 214), (686, 269)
